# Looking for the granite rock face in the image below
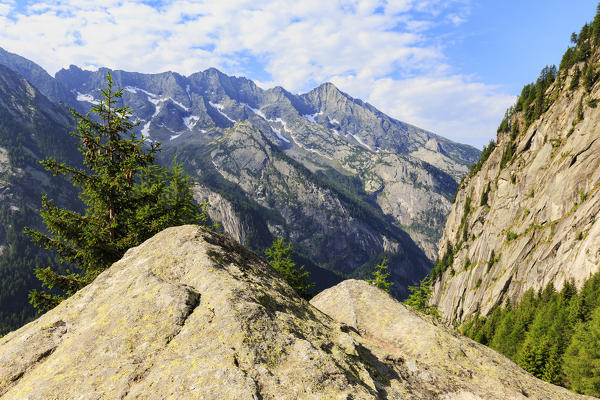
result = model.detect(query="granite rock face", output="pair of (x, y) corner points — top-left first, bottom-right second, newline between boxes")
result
(311, 279), (591, 400)
(431, 55), (600, 323)
(0, 226), (375, 399)
(0, 226), (589, 399)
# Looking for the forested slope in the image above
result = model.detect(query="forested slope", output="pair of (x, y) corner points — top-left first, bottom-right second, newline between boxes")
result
(0, 65), (81, 334)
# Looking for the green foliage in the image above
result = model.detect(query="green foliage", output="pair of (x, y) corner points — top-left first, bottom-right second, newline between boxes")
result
(578, 96), (585, 122)
(0, 70), (84, 334)
(486, 250), (496, 272)
(467, 140), (496, 178)
(0, 205), (67, 335)
(480, 183), (491, 206)
(560, 47), (578, 72)
(497, 7), (600, 153)
(499, 142), (515, 169)
(26, 73), (208, 312)
(462, 272), (600, 396)
(512, 65), (557, 129)
(365, 256), (393, 293)
(404, 274), (436, 316)
(570, 66), (582, 91)
(497, 108), (512, 133)
(506, 231), (518, 242)
(523, 5), (600, 142)
(265, 238), (313, 297)
(562, 18), (598, 73)
(564, 307), (600, 395)
(463, 256), (471, 270)
(430, 241), (454, 281)
(584, 62), (597, 92)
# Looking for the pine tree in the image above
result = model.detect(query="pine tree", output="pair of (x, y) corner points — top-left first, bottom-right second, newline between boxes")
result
(570, 66), (581, 91)
(26, 73), (208, 311)
(542, 344), (564, 385)
(265, 238), (313, 297)
(564, 308), (600, 396)
(404, 274), (437, 316)
(366, 256), (393, 293)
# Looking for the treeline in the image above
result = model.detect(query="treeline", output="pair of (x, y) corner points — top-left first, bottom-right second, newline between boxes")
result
(462, 271), (600, 396)
(499, 4), (600, 136)
(560, 7), (600, 72)
(492, 4), (600, 174)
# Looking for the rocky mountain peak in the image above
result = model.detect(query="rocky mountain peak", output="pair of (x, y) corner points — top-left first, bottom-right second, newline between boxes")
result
(313, 81), (341, 94)
(0, 226), (589, 399)
(0, 47), (75, 106)
(304, 80), (349, 109)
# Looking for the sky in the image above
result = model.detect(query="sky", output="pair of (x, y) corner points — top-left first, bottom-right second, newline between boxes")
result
(0, 1), (598, 149)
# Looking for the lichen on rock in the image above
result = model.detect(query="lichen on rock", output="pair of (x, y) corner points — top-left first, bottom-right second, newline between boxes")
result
(0, 227), (591, 399)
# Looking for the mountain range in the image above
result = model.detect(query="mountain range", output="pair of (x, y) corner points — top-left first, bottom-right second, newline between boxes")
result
(0, 47), (478, 334)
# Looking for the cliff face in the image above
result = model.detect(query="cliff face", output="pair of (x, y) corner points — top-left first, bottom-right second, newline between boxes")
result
(0, 226), (589, 399)
(431, 52), (600, 323)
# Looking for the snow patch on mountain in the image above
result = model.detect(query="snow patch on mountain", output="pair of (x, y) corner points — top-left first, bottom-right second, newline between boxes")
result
(209, 101), (236, 123)
(141, 121), (151, 138)
(242, 103), (290, 143)
(183, 115), (200, 130)
(271, 118), (291, 143)
(241, 103), (267, 120)
(170, 98), (189, 112)
(124, 86), (156, 98)
(271, 126), (290, 143)
(302, 111), (323, 124)
(351, 134), (373, 151)
(124, 86), (189, 111)
(76, 92), (99, 105)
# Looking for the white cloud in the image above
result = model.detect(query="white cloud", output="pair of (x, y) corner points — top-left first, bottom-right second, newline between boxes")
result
(0, 0), (512, 147)
(0, 3), (13, 17)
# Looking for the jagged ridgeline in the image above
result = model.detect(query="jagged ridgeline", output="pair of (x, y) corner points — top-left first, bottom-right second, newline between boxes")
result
(52, 65), (478, 301)
(430, 5), (600, 397)
(0, 46), (479, 335)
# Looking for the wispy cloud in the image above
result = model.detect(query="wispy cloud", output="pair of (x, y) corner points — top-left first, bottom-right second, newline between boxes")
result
(0, 0), (512, 147)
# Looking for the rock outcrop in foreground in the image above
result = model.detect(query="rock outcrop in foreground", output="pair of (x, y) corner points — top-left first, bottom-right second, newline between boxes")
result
(0, 226), (591, 399)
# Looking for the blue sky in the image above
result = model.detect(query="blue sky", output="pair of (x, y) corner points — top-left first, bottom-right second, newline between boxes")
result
(445, 1), (599, 94)
(0, 1), (598, 148)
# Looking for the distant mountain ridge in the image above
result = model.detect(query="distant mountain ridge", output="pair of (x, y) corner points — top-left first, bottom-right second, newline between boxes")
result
(0, 48), (478, 313)
(54, 64), (478, 179)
